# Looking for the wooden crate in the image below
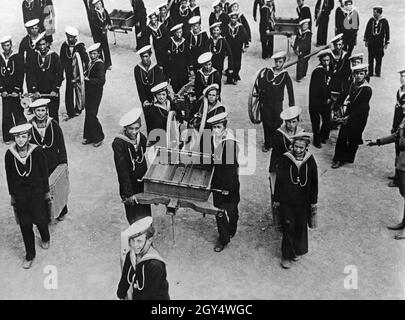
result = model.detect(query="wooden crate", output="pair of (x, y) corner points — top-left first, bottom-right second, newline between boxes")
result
(272, 17), (299, 35)
(142, 148), (214, 202)
(109, 9), (134, 32)
(49, 164), (70, 220)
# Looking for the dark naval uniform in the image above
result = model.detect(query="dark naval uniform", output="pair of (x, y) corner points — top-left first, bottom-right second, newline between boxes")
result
(211, 129), (240, 247)
(112, 132), (151, 224)
(225, 22), (249, 82)
(173, 6), (193, 34)
(253, 0), (265, 22)
(309, 64), (332, 145)
(258, 68), (295, 150)
(159, 12), (175, 32)
(0, 52), (26, 142)
(293, 29), (312, 81)
(146, 22), (170, 71)
(130, 0), (148, 49)
(19, 34), (41, 67)
(190, 5), (201, 18)
(5, 144), (50, 261)
(209, 11), (230, 34)
(208, 35), (233, 76)
(60, 40), (89, 117)
(90, 7), (112, 68)
(26, 50), (63, 123)
(390, 89), (405, 186)
(315, 0), (334, 46)
(194, 67), (221, 100)
(333, 81), (372, 163)
(186, 30), (209, 73)
(330, 49), (350, 93)
(335, 4), (345, 35)
(341, 8), (359, 56)
(296, 3), (312, 28)
(274, 151), (318, 260)
(83, 58), (105, 143)
(259, 3), (275, 59)
(167, 36), (191, 93)
(134, 61), (165, 122)
(117, 248), (170, 300)
(364, 16), (390, 77)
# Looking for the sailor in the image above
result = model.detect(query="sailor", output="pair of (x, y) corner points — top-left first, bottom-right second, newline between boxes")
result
(225, 11), (249, 84)
(293, 18), (312, 82)
(207, 22), (233, 78)
(112, 108), (152, 225)
(134, 45), (165, 133)
(130, 0), (148, 48)
(253, 0), (266, 23)
(205, 112), (240, 252)
(314, 0), (335, 46)
(19, 19), (42, 66)
(228, 1), (252, 45)
(172, 0), (193, 34)
(189, 0), (201, 17)
(22, 0), (44, 28)
(60, 26), (89, 120)
(308, 49), (332, 148)
(209, 0), (230, 34)
(117, 216), (170, 300)
(5, 123), (51, 269)
(1, 35), (26, 144)
(82, 43), (105, 147)
(363, 6), (390, 77)
(158, 2), (175, 31)
(341, 0), (359, 56)
(167, 23), (191, 94)
(259, 0), (276, 60)
(268, 106), (305, 200)
(329, 33), (350, 93)
(26, 32), (63, 123)
(194, 52), (221, 100)
(90, 0), (113, 70)
(257, 51), (295, 152)
(296, 0), (312, 29)
(273, 132), (318, 269)
(146, 11), (170, 72)
(28, 98), (68, 221)
(332, 63), (372, 168)
(186, 16), (209, 74)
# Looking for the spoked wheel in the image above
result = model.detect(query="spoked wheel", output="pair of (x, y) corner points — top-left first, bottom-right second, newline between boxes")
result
(182, 97), (209, 152)
(72, 52), (85, 111)
(248, 68), (266, 124)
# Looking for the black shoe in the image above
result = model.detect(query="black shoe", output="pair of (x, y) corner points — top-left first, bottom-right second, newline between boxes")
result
(214, 242), (226, 252)
(387, 222), (405, 231)
(331, 161), (341, 169)
(82, 139), (92, 145)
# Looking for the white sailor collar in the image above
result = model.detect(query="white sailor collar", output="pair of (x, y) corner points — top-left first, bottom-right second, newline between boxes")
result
(198, 67), (218, 77)
(9, 143), (38, 165)
(0, 51), (18, 63)
(148, 21), (162, 31)
(171, 37), (186, 46)
(190, 5), (200, 12)
(153, 99), (171, 111)
(229, 22), (243, 30)
(277, 125), (305, 139)
(283, 150), (312, 170)
(137, 61), (157, 72)
(213, 128), (239, 149)
(115, 130), (141, 147)
(39, 49), (56, 58)
(31, 117), (53, 132)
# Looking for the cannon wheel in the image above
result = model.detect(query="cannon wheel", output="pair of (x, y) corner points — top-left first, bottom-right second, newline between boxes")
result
(166, 111), (180, 149)
(248, 67), (266, 124)
(72, 52), (85, 111)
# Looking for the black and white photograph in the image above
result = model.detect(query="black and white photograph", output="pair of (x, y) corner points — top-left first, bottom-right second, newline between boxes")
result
(1, 0), (404, 305)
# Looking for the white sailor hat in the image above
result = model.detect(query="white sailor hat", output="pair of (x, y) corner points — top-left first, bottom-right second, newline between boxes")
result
(119, 108), (143, 127)
(331, 91), (341, 96)
(349, 52), (364, 60)
(229, 11), (239, 18)
(170, 23), (183, 33)
(210, 22), (222, 29)
(9, 123), (32, 135)
(317, 48), (332, 58)
(198, 52), (213, 65)
(122, 216), (153, 240)
(207, 112), (228, 125)
(344, 0), (353, 5)
(157, 2), (167, 10)
(65, 26), (79, 37)
(86, 43), (101, 53)
(280, 106), (302, 121)
(373, 5), (383, 11)
(92, 0), (101, 5)
(25, 19), (40, 28)
(34, 32), (47, 46)
(331, 33), (344, 43)
(352, 63), (368, 72)
(271, 51), (287, 60)
(151, 81), (169, 94)
(148, 10), (158, 18)
(189, 16), (201, 25)
(203, 83), (220, 96)
(0, 35), (12, 44)
(229, 0), (238, 7)
(398, 68), (405, 74)
(28, 98), (51, 109)
(291, 132), (312, 143)
(136, 45), (152, 55)
(299, 18), (310, 26)
(212, 0), (222, 8)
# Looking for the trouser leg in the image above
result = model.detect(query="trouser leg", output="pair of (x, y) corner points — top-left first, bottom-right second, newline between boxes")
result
(375, 55), (383, 76)
(36, 223), (50, 243)
(101, 34), (112, 68)
(216, 210), (230, 245)
(320, 105), (331, 141)
(19, 223), (36, 261)
(368, 50), (374, 76)
(48, 96), (60, 123)
(58, 205), (68, 218)
(262, 122), (272, 149)
(333, 125), (349, 162)
(347, 140), (359, 163)
(309, 108), (321, 145)
(280, 206), (296, 259)
(2, 97), (13, 142)
(65, 77), (75, 117)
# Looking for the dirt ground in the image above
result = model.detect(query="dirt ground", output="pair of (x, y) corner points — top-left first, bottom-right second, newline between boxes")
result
(1, 0), (405, 300)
